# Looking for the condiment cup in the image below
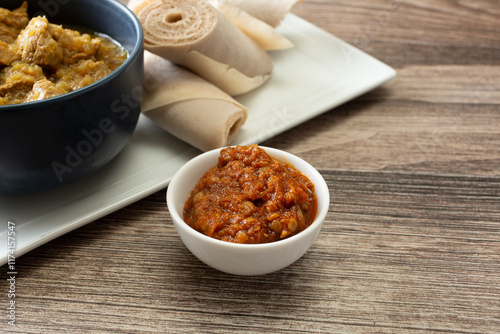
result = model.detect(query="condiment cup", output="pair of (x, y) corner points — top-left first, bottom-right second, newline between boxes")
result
(166, 146), (330, 276)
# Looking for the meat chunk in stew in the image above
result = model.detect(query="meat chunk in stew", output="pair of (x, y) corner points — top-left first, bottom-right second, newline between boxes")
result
(0, 61), (45, 105)
(26, 78), (67, 101)
(0, 40), (20, 66)
(16, 16), (64, 70)
(50, 24), (101, 65)
(0, 2), (29, 44)
(54, 59), (111, 92)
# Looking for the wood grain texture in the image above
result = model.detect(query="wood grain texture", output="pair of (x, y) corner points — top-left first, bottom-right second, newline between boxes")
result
(2, 0), (500, 333)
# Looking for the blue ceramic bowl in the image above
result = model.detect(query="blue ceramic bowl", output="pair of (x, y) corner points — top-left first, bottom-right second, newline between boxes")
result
(0, 0), (144, 194)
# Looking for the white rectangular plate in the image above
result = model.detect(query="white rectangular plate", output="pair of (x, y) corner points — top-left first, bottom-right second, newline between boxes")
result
(0, 14), (396, 265)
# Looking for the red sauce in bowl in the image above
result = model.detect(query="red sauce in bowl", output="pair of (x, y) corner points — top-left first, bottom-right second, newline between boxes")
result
(183, 145), (318, 244)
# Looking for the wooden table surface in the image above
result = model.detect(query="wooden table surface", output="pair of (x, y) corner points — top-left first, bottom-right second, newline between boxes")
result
(3, 0), (500, 333)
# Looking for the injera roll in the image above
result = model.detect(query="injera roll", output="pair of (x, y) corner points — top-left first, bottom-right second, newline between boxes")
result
(142, 51), (247, 152)
(129, 0), (273, 96)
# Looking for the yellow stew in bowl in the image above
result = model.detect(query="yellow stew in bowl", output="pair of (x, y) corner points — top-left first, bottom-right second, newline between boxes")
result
(0, 2), (127, 105)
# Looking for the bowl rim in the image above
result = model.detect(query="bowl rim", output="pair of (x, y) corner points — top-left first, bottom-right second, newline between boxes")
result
(167, 145), (330, 250)
(0, 0), (144, 111)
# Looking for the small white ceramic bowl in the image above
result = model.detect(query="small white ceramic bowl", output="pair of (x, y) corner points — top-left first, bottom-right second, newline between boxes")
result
(166, 146), (330, 275)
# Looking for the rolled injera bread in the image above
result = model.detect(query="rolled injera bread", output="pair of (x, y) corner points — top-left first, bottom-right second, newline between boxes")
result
(142, 51), (247, 152)
(213, 0), (302, 28)
(208, 1), (294, 51)
(129, 0), (273, 96)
